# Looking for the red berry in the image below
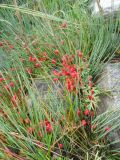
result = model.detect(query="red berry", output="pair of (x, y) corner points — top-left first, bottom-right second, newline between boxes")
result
(88, 76), (92, 81)
(62, 70), (70, 76)
(28, 127), (34, 134)
(52, 59), (57, 64)
(25, 118), (31, 124)
(4, 84), (10, 91)
(53, 70), (61, 77)
(10, 81), (15, 87)
(11, 95), (17, 107)
(89, 81), (93, 88)
(0, 77), (4, 83)
(46, 124), (53, 134)
(32, 57), (37, 62)
(26, 68), (32, 74)
(58, 143), (63, 149)
(91, 124), (97, 130)
(67, 84), (75, 92)
(54, 49), (59, 55)
(61, 22), (67, 28)
(43, 52), (48, 57)
(9, 45), (14, 49)
(69, 66), (76, 72)
(0, 42), (3, 47)
(88, 95), (94, 101)
(71, 71), (78, 78)
(105, 126), (110, 132)
(39, 57), (47, 62)
(45, 120), (50, 126)
(77, 50), (83, 58)
(29, 56), (37, 62)
(3, 113), (8, 118)
(66, 78), (75, 92)
(81, 120), (87, 126)
(84, 109), (90, 116)
(0, 109), (3, 113)
(53, 78), (58, 82)
(29, 56), (33, 62)
(35, 63), (41, 68)
(91, 90), (94, 95)
(11, 95), (17, 102)
(61, 40), (65, 45)
(77, 109), (81, 117)
(17, 111), (21, 115)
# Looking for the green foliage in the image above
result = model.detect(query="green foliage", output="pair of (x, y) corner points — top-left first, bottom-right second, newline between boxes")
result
(0, 0), (120, 159)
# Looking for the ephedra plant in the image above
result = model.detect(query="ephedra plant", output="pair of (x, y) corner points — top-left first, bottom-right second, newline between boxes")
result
(0, 0), (120, 159)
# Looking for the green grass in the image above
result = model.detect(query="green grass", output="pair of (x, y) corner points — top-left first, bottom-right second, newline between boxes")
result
(0, 0), (120, 159)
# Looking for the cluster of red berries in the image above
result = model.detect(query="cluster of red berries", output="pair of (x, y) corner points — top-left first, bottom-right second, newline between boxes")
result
(52, 50), (97, 129)
(0, 75), (15, 92)
(53, 53), (80, 92)
(0, 39), (14, 50)
(27, 49), (60, 75)
(45, 120), (53, 134)
(29, 55), (41, 68)
(27, 51), (51, 74)
(0, 30), (110, 159)
(0, 75), (20, 108)
(26, 119), (53, 137)
(52, 50), (94, 94)
(77, 108), (95, 127)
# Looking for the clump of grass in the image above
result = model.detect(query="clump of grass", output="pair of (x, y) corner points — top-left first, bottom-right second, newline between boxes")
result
(0, 0), (120, 159)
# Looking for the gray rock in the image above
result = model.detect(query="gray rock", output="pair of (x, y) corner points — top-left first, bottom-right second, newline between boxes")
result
(0, 49), (12, 70)
(32, 79), (62, 97)
(0, 52), (7, 69)
(98, 62), (120, 147)
(25, 79), (63, 107)
(99, 63), (120, 110)
(92, 0), (120, 15)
